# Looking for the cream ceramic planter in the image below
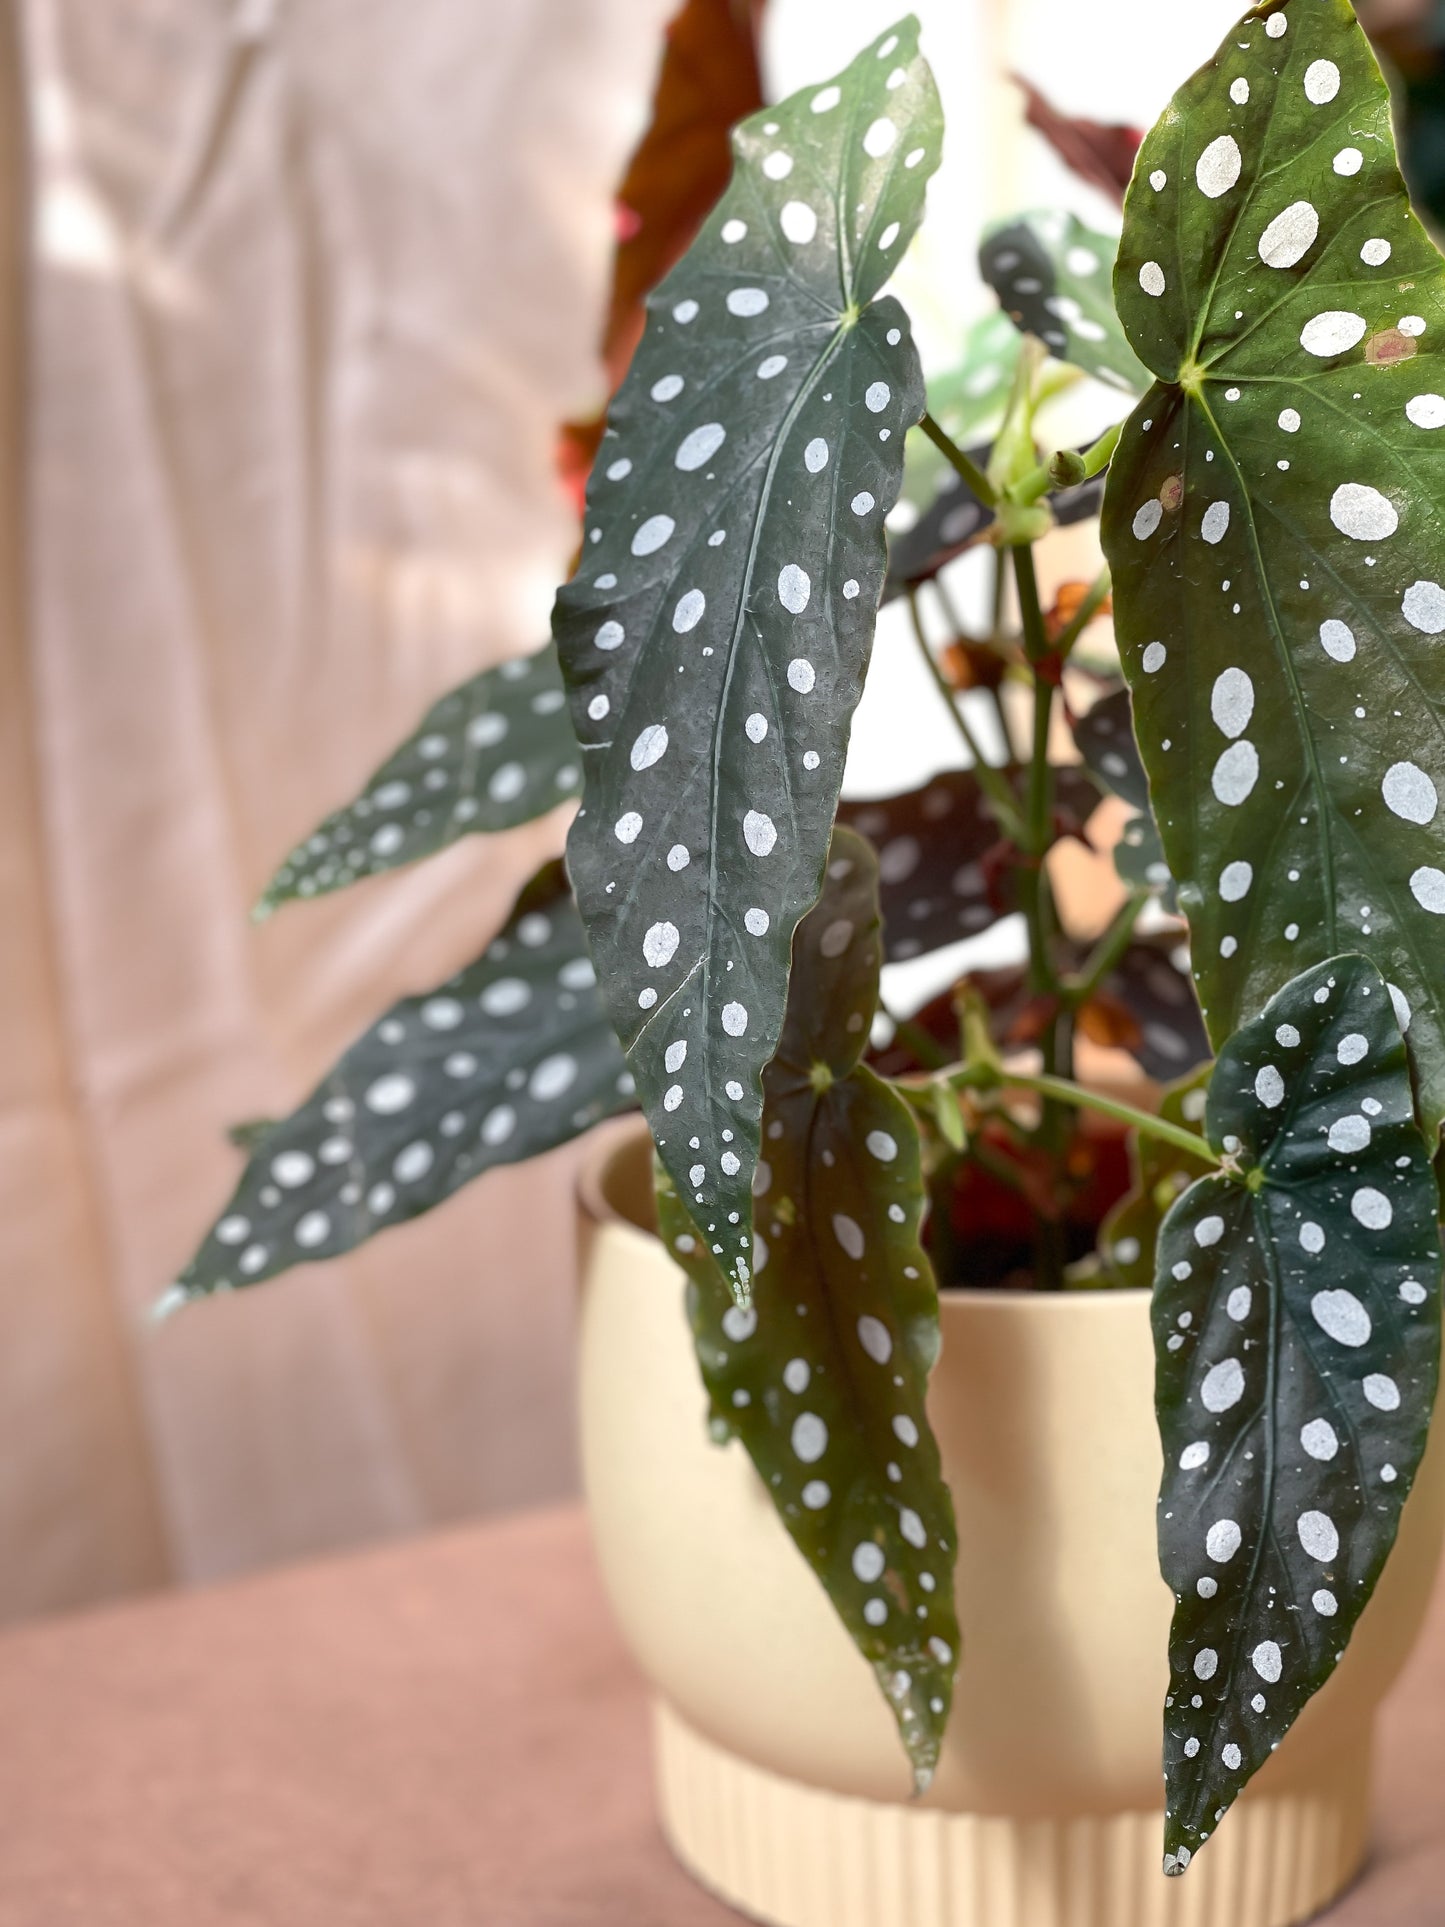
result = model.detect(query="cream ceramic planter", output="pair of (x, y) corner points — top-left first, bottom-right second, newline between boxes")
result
(577, 1122), (1445, 1927)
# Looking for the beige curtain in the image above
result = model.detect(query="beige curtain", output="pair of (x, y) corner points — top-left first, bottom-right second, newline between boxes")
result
(0, 0), (674, 1619)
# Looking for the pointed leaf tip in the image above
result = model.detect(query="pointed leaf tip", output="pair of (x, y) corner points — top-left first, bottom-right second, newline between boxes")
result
(176, 864), (631, 1298)
(1154, 952), (1440, 1868)
(258, 644), (581, 913)
(658, 826), (959, 1785)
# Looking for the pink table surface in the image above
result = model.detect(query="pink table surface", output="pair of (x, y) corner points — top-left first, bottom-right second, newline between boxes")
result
(1, 1504), (1441, 1925)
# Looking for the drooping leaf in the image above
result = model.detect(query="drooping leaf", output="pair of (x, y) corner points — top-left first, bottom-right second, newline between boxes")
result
(1099, 1064), (1213, 1286)
(256, 645), (580, 916)
(900, 311), (1021, 508)
(657, 825), (959, 1788)
(1103, 0), (1445, 1138)
(839, 764), (1101, 961)
(557, 0), (769, 509)
(981, 211), (1150, 393)
(554, 20), (943, 1295)
(1153, 953), (1441, 1874)
(1014, 74), (1143, 205)
(163, 865), (631, 1306)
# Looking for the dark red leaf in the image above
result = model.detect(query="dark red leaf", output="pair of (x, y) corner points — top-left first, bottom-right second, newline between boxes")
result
(556, 0), (767, 512)
(1013, 74), (1142, 205)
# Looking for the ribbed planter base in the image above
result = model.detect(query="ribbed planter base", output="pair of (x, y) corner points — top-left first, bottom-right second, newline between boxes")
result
(654, 1700), (1370, 1927)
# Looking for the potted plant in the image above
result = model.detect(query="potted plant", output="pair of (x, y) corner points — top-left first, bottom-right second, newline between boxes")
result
(165, 2), (1445, 1921)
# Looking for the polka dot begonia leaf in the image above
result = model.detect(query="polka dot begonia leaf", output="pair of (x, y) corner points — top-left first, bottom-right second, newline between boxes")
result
(1115, 808), (1180, 912)
(981, 211), (1150, 395)
(1099, 1064), (1213, 1288)
(255, 644), (580, 916)
(1073, 687), (1151, 815)
(1108, 938), (1211, 1082)
(838, 764), (1101, 962)
(1073, 685), (1181, 909)
(884, 443), (997, 597)
(1153, 954), (1441, 1875)
(656, 828), (958, 1791)
(553, 19), (943, 1298)
(1103, 0), (1445, 1140)
(900, 310), (1021, 509)
(163, 864), (632, 1308)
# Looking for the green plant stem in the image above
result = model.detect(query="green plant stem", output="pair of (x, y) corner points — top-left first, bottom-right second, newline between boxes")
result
(999, 1072), (1220, 1167)
(1077, 418), (1124, 480)
(881, 1001), (952, 1072)
(1066, 889), (1149, 1008)
(985, 552), (1016, 755)
(1010, 419), (1125, 513)
(918, 413), (998, 505)
(1008, 462), (1055, 508)
(1011, 547), (1061, 999)
(932, 570), (1016, 758)
(1053, 566), (1112, 661)
(1010, 540), (1073, 1289)
(966, 1135), (1034, 1204)
(905, 591), (1021, 831)
(926, 1151), (964, 1286)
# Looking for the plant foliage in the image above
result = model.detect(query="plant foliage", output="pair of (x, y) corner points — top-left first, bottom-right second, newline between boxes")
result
(982, 211), (1149, 394)
(257, 646), (580, 915)
(1105, 0), (1445, 1138)
(658, 827), (958, 1787)
(557, 0), (769, 504)
(554, 19), (942, 1295)
(168, 865), (630, 1304)
(169, 5), (1445, 1871)
(1153, 954), (1440, 1872)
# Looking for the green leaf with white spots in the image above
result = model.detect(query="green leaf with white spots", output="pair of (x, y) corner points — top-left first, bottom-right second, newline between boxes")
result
(256, 645), (580, 915)
(1074, 687), (1150, 814)
(839, 765), (1101, 961)
(1110, 939), (1211, 1082)
(1099, 1065), (1213, 1287)
(1103, 0), (1445, 1138)
(164, 865), (631, 1306)
(901, 310), (1021, 507)
(1114, 804), (1180, 910)
(1153, 953), (1441, 1875)
(657, 825), (958, 1789)
(980, 211), (1149, 393)
(553, 19), (943, 1297)
(883, 450), (1105, 604)
(1074, 686), (1181, 908)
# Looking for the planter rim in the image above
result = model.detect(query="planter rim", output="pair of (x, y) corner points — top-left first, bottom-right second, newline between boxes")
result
(577, 1113), (1150, 1307)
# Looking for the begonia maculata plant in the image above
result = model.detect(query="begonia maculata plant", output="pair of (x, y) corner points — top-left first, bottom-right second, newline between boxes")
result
(168, 0), (1445, 1878)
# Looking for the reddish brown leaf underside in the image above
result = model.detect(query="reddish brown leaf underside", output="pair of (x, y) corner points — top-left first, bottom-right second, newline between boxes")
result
(1013, 73), (1141, 204)
(557, 0), (768, 510)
